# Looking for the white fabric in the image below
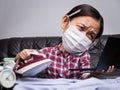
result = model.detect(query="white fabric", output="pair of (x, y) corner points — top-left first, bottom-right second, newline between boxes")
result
(14, 77), (120, 90)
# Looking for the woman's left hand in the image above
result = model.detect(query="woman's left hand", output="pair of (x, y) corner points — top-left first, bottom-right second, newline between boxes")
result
(86, 65), (115, 78)
(104, 65), (115, 73)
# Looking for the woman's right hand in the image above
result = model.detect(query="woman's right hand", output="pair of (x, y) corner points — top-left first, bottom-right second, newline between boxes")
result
(15, 49), (35, 61)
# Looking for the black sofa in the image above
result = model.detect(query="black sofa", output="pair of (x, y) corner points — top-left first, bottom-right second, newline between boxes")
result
(0, 34), (120, 67)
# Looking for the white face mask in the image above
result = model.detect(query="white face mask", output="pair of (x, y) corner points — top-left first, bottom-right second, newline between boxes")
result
(62, 25), (92, 55)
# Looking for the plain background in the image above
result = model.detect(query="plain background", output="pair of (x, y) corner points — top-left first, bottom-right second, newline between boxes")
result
(0, 0), (120, 39)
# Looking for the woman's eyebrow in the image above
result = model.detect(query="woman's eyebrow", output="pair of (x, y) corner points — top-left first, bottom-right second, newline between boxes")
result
(77, 23), (90, 29)
(77, 23), (97, 35)
(77, 23), (84, 26)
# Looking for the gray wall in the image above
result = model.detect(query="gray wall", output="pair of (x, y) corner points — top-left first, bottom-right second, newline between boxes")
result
(0, 0), (120, 39)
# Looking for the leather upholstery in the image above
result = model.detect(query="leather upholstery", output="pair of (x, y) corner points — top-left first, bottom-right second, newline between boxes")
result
(0, 34), (120, 66)
(0, 37), (62, 60)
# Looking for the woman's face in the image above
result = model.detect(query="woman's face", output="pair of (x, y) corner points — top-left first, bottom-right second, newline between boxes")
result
(62, 16), (100, 42)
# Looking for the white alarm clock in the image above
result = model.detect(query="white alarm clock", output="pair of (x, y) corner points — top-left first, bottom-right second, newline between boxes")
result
(0, 69), (16, 88)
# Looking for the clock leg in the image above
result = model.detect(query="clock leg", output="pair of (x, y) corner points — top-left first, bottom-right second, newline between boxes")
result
(0, 87), (13, 90)
(0, 86), (3, 90)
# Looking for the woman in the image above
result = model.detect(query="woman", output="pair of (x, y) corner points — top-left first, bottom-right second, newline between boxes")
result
(15, 4), (114, 79)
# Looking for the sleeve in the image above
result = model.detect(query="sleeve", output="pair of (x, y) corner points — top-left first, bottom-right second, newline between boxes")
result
(80, 51), (91, 79)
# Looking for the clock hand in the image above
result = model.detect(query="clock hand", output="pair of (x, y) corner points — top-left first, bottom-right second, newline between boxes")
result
(6, 77), (10, 81)
(6, 74), (12, 81)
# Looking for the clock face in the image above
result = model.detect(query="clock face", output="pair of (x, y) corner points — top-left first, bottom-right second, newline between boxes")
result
(0, 69), (16, 88)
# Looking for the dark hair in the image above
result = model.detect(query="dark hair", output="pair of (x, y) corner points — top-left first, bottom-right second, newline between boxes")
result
(66, 4), (104, 39)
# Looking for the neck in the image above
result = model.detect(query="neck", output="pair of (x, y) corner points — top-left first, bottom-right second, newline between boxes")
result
(60, 43), (69, 55)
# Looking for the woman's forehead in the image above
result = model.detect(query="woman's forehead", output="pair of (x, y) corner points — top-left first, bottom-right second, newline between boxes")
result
(70, 16), (100, 33)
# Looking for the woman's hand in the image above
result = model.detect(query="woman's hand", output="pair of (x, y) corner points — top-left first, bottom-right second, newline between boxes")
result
(105, 65), (115, 73)
(15, 49), (35, 61)
(86, 65), (115, 78)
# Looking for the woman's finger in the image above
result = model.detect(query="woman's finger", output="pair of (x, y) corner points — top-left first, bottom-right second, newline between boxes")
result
(15, 49), (34, 60)
(106, 65), (114, 73)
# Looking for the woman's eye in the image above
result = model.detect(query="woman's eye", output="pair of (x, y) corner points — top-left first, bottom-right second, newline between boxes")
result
(77, 25), (86, 31)
(89, 34), (94, 40)
(80, 26), (85, 30)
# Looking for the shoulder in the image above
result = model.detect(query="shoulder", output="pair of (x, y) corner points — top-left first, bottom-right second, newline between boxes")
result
(84, 51), (90, 56)
(38, 45), (59, 53)
(80, 51), (91, 60)
(69, 51), (90, 60)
